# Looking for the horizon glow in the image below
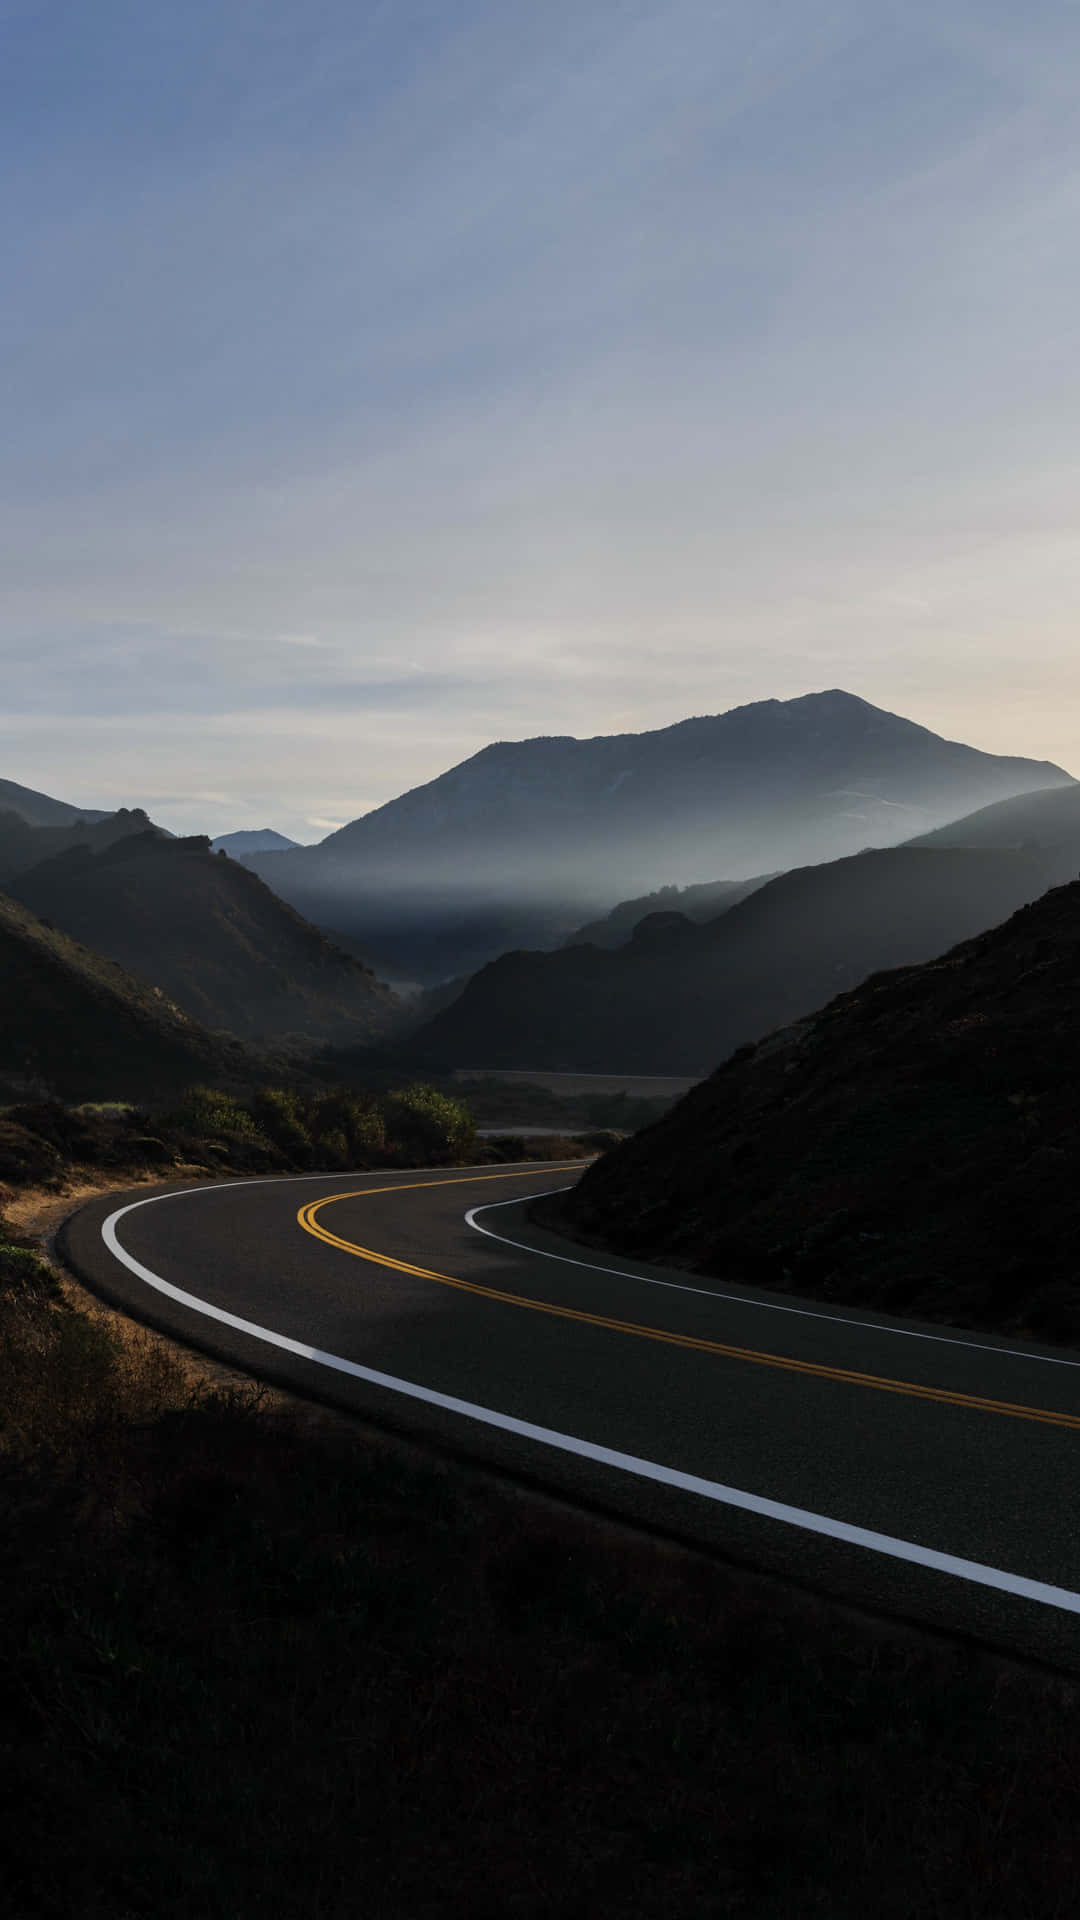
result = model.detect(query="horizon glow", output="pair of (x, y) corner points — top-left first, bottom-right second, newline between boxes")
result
(3, 1), (1080, 839)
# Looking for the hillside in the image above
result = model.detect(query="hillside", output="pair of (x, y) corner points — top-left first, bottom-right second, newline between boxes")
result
(10, 832), (398, 1049)
(564, 875), (773, 949)
(908, 782), (1080, 852)
(249, 691), (1072, 980)
(0, 775), (110, 828)
(0, 806), (162, 887)
(0, 891), (250, 1103)
(406, 842), (1073, 1073)
(552, 879), (1080, 1341)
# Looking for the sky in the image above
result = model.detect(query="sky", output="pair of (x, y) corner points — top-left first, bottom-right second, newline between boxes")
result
(3, 0), (1080, 840)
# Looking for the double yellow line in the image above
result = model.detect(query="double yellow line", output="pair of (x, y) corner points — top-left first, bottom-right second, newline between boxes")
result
(297, 1172), (1080, 1434)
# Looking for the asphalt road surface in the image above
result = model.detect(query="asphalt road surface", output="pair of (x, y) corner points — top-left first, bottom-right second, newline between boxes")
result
(62, 1162), (1080, 1669)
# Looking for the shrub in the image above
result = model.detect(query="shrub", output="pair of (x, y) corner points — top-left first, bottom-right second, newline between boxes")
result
(252, 1088), (313, 1164)
(381, 1084), (475, 1164)
(0, 1118), (63, 1188)
(310, 1093), (386, 1162)
(167, 1086), (265, 1144)
(314, 1127), (350, 1168)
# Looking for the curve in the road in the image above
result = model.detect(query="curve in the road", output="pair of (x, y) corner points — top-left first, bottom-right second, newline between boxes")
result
(468, 1190), (1080, 1370)
(300, 1182), (1080, 1431)
(92, 1168), (1080, 1625)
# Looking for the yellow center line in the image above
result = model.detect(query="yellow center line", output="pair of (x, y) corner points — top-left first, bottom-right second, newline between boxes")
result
(296, 1174), (1080, 1434)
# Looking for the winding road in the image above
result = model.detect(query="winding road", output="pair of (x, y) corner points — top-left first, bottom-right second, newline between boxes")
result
(62, 1161), (1080, 1669)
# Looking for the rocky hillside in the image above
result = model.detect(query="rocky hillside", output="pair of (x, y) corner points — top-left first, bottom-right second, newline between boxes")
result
(0, 892), (250, 1103)
(249, 691), (1072, 980)
(10, 832), (398, 1049)
(406, 842), (1071, 1074)
(553, 879), (1080, 1341)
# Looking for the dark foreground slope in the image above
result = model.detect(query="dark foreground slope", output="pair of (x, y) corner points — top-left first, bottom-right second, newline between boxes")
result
(0, 892), (249, 1102)
(11, 832), (398, 1048)
(409, 843), (1069, 1073)
(555, 879), (1080, 1340)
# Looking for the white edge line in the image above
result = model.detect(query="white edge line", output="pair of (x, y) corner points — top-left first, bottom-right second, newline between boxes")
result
(465, 1190), (1080, 1371)
(98, 1177), (1080, 1619)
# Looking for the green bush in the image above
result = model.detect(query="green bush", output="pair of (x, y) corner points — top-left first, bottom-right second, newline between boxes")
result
(314, 1127), (350, 1168)
(381, 1084), (475, 1165)
(167, 1086), (266, 1144)
(310, 1093), (386, 1162)
(252, 1088), (313, 1163)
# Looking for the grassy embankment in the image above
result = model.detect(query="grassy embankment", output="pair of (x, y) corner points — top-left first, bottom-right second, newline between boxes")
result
(2, 1116), (1080, 1914)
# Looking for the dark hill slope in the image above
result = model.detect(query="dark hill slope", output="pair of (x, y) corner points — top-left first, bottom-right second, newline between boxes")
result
(407, 843), (1070, 1074)
(555, 879), (1080, 1340)
(11, 833), (397, 1048)
(0, 892), (249, 1103)
(249, 691), (1072, 979)
(0, 806), (162, 887)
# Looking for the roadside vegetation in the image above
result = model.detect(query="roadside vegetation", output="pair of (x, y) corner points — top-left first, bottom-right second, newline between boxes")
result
(3, 1208), (1080, 1917)
(0, 1082), (602, 1201)
(314, 1056), (677, 1133)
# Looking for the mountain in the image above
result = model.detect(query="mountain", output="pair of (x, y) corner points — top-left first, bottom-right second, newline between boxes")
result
(0, 891), (252, 1104)
(10, 832), (398, 1049)
(0, 776), (110, 829)
(405, 841), (1076, 1074)
(0, 806), (163, 888)
(551, 878), (1080, 1341)
(564, 875), (774, 950)
(248, 691), (1072, 980)
(211, 828), (300, 857)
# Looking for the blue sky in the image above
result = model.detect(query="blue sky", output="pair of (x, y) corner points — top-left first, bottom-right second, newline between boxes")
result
(3, 0), (1080, 837)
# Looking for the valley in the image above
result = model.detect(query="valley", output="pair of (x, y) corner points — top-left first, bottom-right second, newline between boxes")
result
(6, 689), (1080, 1907)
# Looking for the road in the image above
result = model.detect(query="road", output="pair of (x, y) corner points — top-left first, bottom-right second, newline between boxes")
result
(62, 1161), (1080, 1668)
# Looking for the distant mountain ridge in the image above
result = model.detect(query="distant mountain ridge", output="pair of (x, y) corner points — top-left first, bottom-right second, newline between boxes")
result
(211, 828), (300, 857)
(249, 691), (1073, 980)
(406, 839), (1080, 1074)
(298, 690), (1071, 874)
(564, 875), (775, 950)
(0, 776), (111, 829)
(907, 783), (1080, 852)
